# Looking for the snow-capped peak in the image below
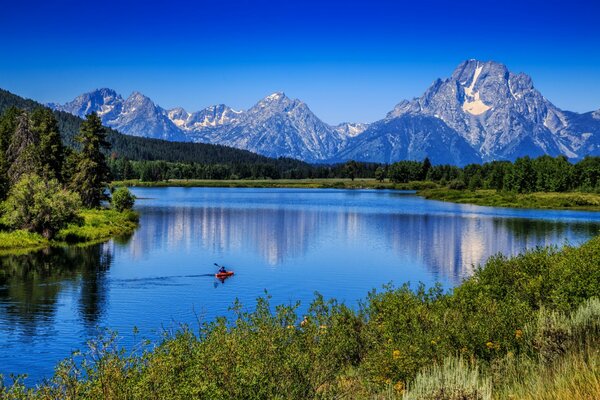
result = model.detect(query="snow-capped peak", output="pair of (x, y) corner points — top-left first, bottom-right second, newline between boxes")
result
(265, 91), (286, 101)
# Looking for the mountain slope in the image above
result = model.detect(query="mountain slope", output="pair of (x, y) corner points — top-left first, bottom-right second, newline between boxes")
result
(209, 93), (350, 162)
(48, 61), (600, 164)
(0, 89), (310, 169)
(387, 59), (592, 161)
(54, 89), (188, 141)
(335, 115), (481, 165)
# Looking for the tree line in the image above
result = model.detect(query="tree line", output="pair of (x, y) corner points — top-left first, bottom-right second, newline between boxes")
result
(384, 156), (600, 192)
(108, 157), (382, 181)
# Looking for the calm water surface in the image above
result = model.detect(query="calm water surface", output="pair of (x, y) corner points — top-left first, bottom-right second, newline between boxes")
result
(1, 187), (600, 381)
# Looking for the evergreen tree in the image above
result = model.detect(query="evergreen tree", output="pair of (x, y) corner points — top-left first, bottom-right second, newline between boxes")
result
(0, 107), (20, 199)
(7, 110), (42, 185)
(421, 157), (432, 180)
(375, 166), (386, 182)
(70, 113), (110, 208)
(31, 108), (65, 181)
(343, 160), (359, 181)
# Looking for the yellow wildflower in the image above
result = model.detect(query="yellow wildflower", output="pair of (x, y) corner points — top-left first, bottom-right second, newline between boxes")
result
(486, 341), (494, 349)
(394, 381), (405, 393)
(515, 329), (523, 339)
(393, 349), (401, 359)
(430, 340), (437, 345)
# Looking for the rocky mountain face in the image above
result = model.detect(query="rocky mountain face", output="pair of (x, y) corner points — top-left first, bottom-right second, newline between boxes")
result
(384, 60), (597, 161)
(51, 61), (600, 165)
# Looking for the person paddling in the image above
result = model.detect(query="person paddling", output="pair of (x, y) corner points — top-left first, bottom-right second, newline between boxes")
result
(214, 263), (227, 274)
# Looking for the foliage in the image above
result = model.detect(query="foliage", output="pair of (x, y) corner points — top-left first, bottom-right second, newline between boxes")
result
(2, 174), (81, 239)
(56, 209), (139, 243)
(6, 110), (42, 185)
(419, 188), (600, 210)
(2, 236), (599, 398)
(30, 107), (65, 181)
(403, 357), (491, 400)
(111, 187), (135, 212)
(375, 166), (386, 182)
(70, 113), (110, 208)
(0, 229), (48, 251)
(343, 160), (360, 181)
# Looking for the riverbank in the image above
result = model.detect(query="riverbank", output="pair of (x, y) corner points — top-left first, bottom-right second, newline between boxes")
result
(0, 209), (139, 254)
(419, 188), (600, 211)
(112, 178), (438, 190)
(114, 179), (600, 211)
(3, 235), (598, 399)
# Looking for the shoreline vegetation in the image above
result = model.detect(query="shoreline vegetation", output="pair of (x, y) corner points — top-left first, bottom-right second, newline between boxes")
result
(2, 236), (599, 399)
(0, 109), (139, 255)
(0, 209), (139, 255)
(113, 178), (600, 211)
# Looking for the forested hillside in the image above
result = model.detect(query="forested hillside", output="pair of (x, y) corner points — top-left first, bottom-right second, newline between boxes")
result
(0, 89), (310, 170)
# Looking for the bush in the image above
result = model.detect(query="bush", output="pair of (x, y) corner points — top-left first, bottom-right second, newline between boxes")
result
(111, 187), (135, 212)
(2, 174), (81, 239)
(447, 179), (467, 190)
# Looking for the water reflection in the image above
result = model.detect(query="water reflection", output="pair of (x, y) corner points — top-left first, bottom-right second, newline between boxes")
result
(126, 205), (599, 283)
(1, 188), (599, 382)
(0, 244), (112, 334)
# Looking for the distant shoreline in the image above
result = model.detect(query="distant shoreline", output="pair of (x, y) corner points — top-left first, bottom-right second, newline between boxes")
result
(113, 179), (600, 211)
(111, 178), (436, 191)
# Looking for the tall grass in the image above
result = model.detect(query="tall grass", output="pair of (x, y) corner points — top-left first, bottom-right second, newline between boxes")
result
(403, 357), (492, 400)
(419, 188), (600, 210)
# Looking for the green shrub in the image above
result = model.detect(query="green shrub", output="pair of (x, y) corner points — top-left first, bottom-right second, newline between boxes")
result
(111, 187), (135, 212)
(2, 174), (81, 239)
(447, 179), (467, 190)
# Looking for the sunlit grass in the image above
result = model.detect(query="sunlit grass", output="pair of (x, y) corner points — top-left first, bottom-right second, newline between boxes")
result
(56, 209), (139, 243)
(0, 209), (139, 253)
(419, 188), (600, 210)
(112, 178), (439, 191)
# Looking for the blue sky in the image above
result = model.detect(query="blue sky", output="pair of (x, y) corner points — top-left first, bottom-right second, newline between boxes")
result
(1, 0), (599, 123)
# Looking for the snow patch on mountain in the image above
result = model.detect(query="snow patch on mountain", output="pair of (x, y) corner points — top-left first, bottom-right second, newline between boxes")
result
(50, 62), (600, 164)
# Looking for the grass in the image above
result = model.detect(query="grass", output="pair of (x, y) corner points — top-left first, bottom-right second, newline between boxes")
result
(112, 178), (439, 191)
(114, 180), (600, 211)
(0, 209), (139, 254)
(56, 209), (139, 243)
(418, 188), (600, 211)
(2, 235), (599, 399)
(0, 230), (48, 252)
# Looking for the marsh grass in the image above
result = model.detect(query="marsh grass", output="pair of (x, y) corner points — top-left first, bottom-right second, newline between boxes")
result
(112, 178), (439, 191)
(419, 189), (600, 210)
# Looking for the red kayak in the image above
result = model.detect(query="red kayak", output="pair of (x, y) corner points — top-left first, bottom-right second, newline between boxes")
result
(215, 271), (234, 278)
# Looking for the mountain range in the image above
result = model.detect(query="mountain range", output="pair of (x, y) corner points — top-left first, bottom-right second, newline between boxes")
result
(50, 60), (600, 165)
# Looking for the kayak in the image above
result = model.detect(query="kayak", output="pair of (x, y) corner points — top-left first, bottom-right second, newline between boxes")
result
(215, 271), (234, 278)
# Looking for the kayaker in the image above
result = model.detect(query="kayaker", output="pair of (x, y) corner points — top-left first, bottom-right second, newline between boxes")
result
(218, 265), (227, 274)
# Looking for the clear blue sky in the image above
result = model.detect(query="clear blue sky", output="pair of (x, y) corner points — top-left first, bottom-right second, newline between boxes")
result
(1, 0), (599, 124)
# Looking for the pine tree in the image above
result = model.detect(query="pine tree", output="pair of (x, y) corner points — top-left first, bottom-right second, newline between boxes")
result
(31, 108), (65, 181)
(7, 110), (42, 186)
(0, 107), (20, 199)
(70, 113), (110, 208)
